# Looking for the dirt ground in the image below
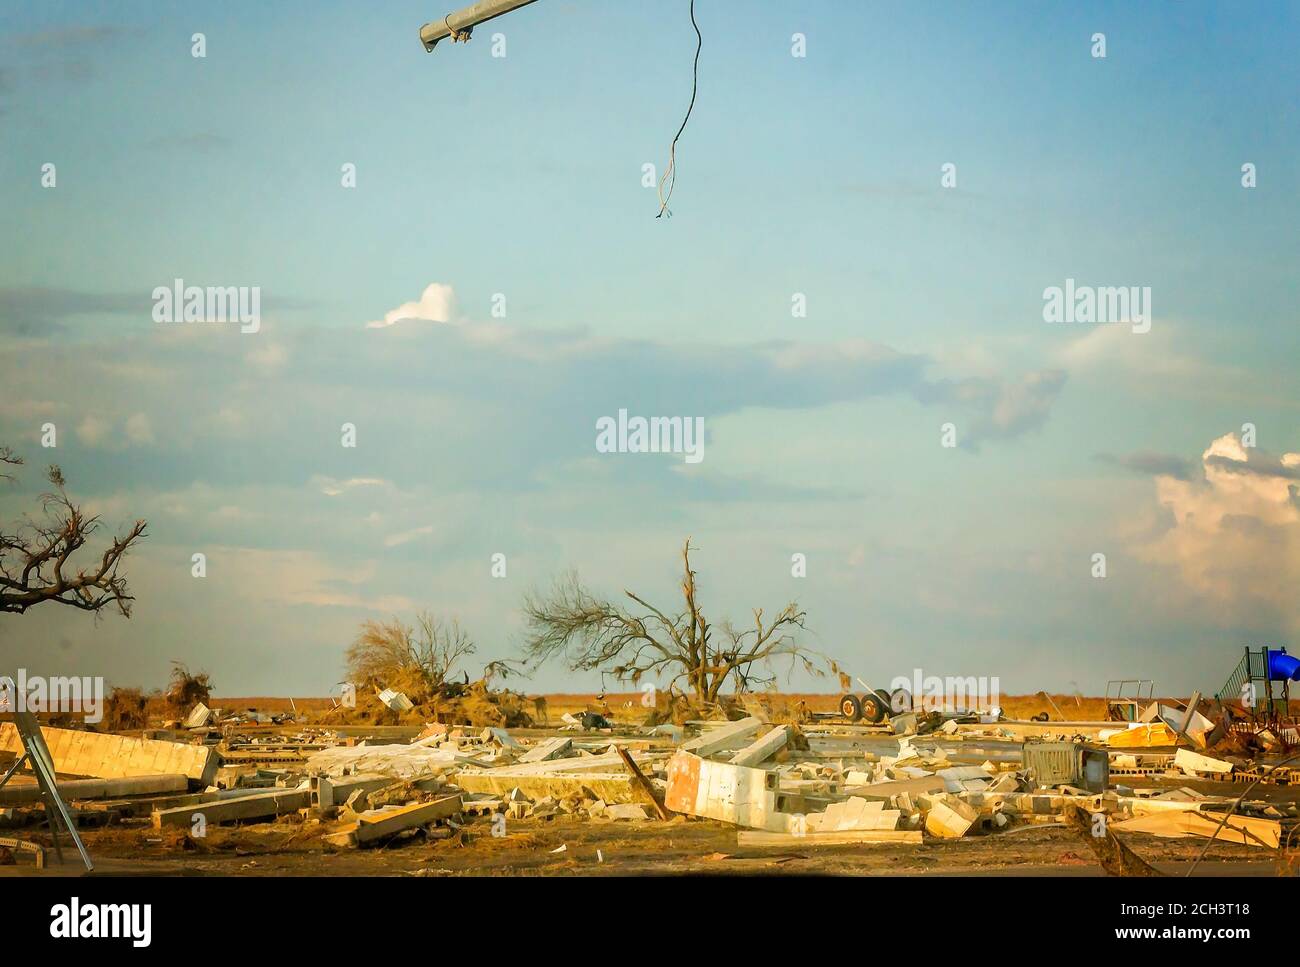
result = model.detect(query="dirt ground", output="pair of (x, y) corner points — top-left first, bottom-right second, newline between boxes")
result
(4, 812), (1284, 878)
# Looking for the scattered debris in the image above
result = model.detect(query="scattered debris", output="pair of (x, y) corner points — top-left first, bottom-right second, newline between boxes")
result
(377, 689), (415, 713)
(5, 686), (1295, 876)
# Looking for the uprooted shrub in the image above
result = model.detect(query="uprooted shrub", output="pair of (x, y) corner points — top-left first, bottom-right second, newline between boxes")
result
(328, 612), (531, 727)
(103, 686), (150, 731)
(164, 662), (212, 714)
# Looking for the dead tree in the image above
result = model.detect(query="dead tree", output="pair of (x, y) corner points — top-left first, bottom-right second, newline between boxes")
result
(522, 538), (826, 707)
(0, 447), (147, 616)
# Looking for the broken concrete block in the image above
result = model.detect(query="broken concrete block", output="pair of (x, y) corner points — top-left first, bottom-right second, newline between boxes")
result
(377, 689), (414, 712)
(606, 803), (651, 821)
(323, 825), (359, 849)
(481, 727), (521, 749)
(353, 795), (463, 845)
(665, 751), (782, 830)
(518, 737), (572, 763)
(649, 724), (684, 742)
(680, 717), (763, 757)
(738, 828), (922, 847)
(183, 703), (213, 729)
(925, 798), (978, 839)
(988, 772), (1021, 793)
(1173, 748), (1233, 777)
(154, 787), (311, 829)
(0, 723), (219, 786)
(818, 796), (900, 831)
(315, 774), (393, 811)
(853, 775), (945, 800)
(456, 771), (635, 803)
(0, 774), (190, 806)
(891, 712), (918, 735)
(729, 726), (791, 767)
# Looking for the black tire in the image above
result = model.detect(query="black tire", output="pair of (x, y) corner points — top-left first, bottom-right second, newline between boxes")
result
(889, 687), (912, 714)
(838, 693), (862, 722)
(860, 693), (886, 723)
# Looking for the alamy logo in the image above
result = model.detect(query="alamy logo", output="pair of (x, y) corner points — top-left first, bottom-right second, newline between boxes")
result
(888, 668), (1001, 714)
(595, 409), (704, 464)
(49, 898), (151, 947)
(0, 669), (103, 724)
(152, 278), (261, 333)
(1042, 278), (1151, 333)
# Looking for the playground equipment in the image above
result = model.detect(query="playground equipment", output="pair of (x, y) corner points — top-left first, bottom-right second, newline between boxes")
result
(1217, 645), (1298, 724)
(1105, 679), (1155, 722)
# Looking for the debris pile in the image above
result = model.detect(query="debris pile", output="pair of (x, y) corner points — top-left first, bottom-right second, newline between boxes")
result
(1, 693), (1297, 872)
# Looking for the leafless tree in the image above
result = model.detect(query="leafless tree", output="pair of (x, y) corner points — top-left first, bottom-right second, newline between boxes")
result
(0, 447), (147, 616)
(345, 611), (475, 689)
(522, 538), (827, 706)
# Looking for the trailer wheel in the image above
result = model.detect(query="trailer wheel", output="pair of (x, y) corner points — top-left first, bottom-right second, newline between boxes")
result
(838, 693), (862, 721)
(889, 687), (912, 714)
(860, 693), (886, 723)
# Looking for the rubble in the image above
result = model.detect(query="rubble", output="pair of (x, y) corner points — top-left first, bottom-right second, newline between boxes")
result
(4, 688), (1295, 875)
(1173, 748), (1233, 777)
(154, 787), (312, 828)
(925, 797), (979, 838)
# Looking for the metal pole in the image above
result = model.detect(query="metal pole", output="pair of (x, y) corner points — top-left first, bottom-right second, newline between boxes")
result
(419, 0), (540, 51)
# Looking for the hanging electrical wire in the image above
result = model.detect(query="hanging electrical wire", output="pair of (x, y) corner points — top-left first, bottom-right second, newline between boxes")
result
(656, 0), (702, 218)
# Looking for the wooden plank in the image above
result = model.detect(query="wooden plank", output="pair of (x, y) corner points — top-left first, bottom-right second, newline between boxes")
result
(615, 745), (672, 820)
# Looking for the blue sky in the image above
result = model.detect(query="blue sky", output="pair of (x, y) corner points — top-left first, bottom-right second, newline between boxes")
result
(1, 1), (1297, 698)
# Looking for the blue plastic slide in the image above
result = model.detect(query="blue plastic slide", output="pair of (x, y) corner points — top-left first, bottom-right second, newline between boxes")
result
(1267, 649), (1300, 681)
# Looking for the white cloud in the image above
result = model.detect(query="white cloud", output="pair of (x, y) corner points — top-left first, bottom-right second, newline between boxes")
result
(1135, 432), (1300, 630)
(312, 475), (389, 497)
(247, 341), (288, 371)
(125, 412), (155, 446)
(384, 524), (434, 547)
(365, 283), (455, 329)
(76, 415), (111, 446)
(1055, 323), (1245, 391)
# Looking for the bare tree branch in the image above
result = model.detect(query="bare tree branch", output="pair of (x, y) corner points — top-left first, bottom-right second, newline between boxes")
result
(0, 453), (147, 616)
